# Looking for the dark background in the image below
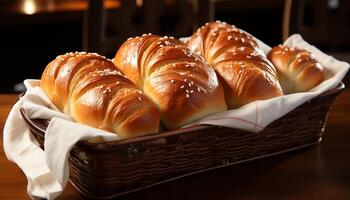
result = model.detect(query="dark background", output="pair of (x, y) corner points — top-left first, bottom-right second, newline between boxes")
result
(0, 0), (349, 92)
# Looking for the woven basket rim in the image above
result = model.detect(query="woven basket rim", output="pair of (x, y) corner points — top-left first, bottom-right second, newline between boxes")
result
(20, 82), (345, 150)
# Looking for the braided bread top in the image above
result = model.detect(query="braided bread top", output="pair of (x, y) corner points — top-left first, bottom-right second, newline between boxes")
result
(268, 45), (324, 93)
(114, 34), (227, 129)
(41, 52), (160, 138)
(187, 22), (283, 108)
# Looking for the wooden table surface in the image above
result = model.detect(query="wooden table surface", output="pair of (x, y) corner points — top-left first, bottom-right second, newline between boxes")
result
(1, 89), (350, 200)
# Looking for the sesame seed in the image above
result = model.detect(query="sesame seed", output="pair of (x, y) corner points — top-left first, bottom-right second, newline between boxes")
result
(186, 89), (189, 93)
(186, 94), (190, 98)
(184, 78), (187, 82)
(190, 90), (194, 93)
(228, 36), (232, 40)
(180, 85), (185, 89)
(171, 80), (174, 83)
(138, 97), (142, 101)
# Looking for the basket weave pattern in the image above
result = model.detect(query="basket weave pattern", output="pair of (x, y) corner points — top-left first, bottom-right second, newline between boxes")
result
(21, 84), (343, 200)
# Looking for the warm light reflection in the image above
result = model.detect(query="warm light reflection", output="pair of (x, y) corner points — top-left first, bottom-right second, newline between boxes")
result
(136, 0), (143, 7)
(23, 0), (36, 15)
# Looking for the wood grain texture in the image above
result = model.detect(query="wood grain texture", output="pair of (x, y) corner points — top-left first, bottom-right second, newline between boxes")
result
(1, 89), (350, 200)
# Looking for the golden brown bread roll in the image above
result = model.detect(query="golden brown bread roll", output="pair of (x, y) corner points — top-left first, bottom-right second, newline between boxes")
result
(267, 45), (324, 94)
(40, 52), (160, 139)
(186, 21), (283, 108)
(114, 34), (227, 129)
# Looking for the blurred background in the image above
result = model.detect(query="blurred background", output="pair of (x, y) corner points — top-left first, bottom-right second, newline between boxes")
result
(0, 0), (349, 93)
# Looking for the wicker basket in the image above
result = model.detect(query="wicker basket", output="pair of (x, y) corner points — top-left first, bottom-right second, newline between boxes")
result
(20, 83), (344, 200)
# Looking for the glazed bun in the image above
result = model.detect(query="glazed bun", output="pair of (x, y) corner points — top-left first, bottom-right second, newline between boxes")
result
(114, 34), (227, 129)
(41, 52), (160, 139)
(268, 45), (324, 94)
(187, 21), (283, 108)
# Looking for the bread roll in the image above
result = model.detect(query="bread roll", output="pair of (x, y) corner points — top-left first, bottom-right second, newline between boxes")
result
(267, 45), (324, 94)
(187, 21), (283, 108)
(41, 52), (160, 139)
(114, 34), (227, 129)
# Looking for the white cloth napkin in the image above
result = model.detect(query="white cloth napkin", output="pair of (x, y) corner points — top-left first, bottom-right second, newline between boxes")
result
(3, 81), (119, 200)
(2, 34), (349, 200)
(185, 34), (349, 131)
